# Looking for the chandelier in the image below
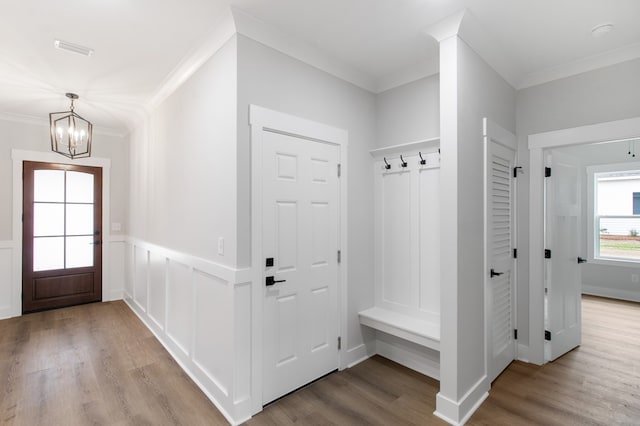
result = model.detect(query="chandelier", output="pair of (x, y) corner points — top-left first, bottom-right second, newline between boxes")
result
(49, 93), (92, 159)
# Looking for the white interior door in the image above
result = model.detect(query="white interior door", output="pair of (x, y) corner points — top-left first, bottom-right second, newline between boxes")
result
(261, 130), (340, 404)
(545, 150), (582, 362)
(484, 119), (517, 383)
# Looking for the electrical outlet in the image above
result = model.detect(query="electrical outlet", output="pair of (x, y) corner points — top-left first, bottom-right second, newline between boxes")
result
(632, 274), (639, 283)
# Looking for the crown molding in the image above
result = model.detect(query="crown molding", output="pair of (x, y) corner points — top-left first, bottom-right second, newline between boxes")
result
(517, 41), (640, 90)
(375, 57), (439, 93)
(0, 111), (127, 138)
(145, 7), (237, 111)
(423, 9), (519, 90)
(231, 7), (377, 93)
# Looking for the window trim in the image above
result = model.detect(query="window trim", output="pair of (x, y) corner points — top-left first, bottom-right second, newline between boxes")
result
(587, 161), (640, 267)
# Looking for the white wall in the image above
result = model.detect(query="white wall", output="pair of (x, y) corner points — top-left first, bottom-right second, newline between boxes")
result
(375, 75), (440, 148)
(126, 36), (254, 424)
(0, 119), (128, 240)
(456, 36), (516, 396)
(517, 58), (640, 346)
(435, 29), (516, 422)
(236, 34), (377, 362)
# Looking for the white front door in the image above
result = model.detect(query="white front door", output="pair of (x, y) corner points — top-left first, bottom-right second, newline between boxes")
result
(261, 130), (340, 404)
(545, 150), (583, 361)
(484, 118), (517, 383)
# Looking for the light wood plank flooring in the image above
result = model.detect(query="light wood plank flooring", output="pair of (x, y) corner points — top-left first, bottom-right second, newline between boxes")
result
(1, 296), (639, 425)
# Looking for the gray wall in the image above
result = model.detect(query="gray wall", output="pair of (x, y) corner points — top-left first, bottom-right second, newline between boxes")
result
(555, 141), (640, 302)
(128, 36), (238, 266)
(375, 75), (440, 148)
(455, 37), (516, 396)
(236, 34), (377, 355)
(0, 119), (129, 241)
(516, 58), (640, 346)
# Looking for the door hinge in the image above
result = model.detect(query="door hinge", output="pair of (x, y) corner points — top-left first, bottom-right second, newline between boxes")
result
(513, 166), (522, 178)
(337, 164), (341, 177)
(544, 249), (551, 259)
(337, 250), (341, 264)
(545, 167), (552, 177)
(513, 248), (517, 259)
(514, 329), (518, 340)
(545, 330), (551, 341)
(338, 336), (342, 350)
(22, 213), (24, 223)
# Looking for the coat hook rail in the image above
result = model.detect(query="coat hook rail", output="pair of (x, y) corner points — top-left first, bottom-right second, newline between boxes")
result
(384, 157), (391, 170)
(400, 155), (407, 168)
(419, 152), (426, 165)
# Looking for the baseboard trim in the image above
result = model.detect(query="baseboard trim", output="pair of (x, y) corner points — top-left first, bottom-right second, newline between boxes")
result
(517, 343), (534, 364)
(434, 376), (489, 425)
(123, 298), (242, 426)
(582, 285), (640, 303)
(344, 343), (373, 369)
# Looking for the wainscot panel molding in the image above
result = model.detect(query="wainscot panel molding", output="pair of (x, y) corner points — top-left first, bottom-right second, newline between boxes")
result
(123, 237), (253, 425)
(360, 140), (442, 380)
(0, 240), (17, 319)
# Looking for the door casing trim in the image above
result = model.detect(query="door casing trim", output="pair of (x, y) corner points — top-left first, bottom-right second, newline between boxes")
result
(527, 116), (640, 365)
(249, 105), (348, 415)
(11, 149), (111, 317)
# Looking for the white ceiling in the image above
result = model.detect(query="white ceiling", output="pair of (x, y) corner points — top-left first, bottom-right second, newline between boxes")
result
(1, 0), (640, 134)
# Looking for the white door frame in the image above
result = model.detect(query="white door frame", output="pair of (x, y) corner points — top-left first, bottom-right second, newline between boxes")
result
(249, 105), (348, 415)
(528, 116), (640, 365)
(10, 149), (112, 318)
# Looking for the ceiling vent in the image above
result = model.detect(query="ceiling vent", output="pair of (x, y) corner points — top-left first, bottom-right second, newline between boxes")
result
(54, 39), (94, 57)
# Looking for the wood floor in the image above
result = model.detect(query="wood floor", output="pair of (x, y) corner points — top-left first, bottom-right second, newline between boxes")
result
(1, 295), (639, 425)
(0, 301), (227, 425)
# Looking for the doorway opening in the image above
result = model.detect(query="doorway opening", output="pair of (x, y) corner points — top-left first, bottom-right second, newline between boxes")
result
(22, 161), (103, 313)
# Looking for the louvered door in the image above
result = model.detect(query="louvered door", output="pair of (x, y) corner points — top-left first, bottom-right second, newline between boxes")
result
(484, 119), (516, 383)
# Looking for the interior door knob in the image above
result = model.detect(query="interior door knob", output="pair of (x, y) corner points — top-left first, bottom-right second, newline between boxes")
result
(490, 268), (504, 278)
(265, 276), (286, 286)
(577, 257), (587, 264)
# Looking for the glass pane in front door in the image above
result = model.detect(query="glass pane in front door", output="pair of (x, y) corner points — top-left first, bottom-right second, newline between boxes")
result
(32, 169), (95, 271)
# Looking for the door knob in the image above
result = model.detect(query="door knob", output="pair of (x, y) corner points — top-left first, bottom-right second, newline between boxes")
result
(265, 276), (286, 286)
(490, 268), (504, 278)
(577, 257), (587, 264)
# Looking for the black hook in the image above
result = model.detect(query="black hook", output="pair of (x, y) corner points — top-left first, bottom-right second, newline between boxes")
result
(383, 157), (391, 170)
(419, 152), (426, 165)
(400, 155), (407, 168)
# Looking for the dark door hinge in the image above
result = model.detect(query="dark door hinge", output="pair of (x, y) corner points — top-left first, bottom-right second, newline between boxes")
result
(338, 336), (342, 350)
(545, 167), (552, 177)
(513, 248), (517, 259)
(545, 330), (551, 341)
(513, 166), (522, 178)
(337, 164), (341, 177)
(545, 249), (551, 259)
(514, 329), (518, 340)
(337, 250), (341, 264)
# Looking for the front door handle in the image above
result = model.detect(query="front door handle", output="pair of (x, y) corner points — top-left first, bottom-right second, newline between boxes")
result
(577, 257), (587, 264)
(265, 276), (286, 286)
(490, 268), (504, 278)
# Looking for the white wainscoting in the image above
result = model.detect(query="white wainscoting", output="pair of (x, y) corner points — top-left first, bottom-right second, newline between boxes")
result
(0, 241), (17, 319)
(123, 237), (252, 425)
(0, 237), (126, 320)
(107, 237), (126, 301)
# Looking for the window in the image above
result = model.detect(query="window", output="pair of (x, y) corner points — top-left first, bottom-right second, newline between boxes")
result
(593, 170), (640, 262)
